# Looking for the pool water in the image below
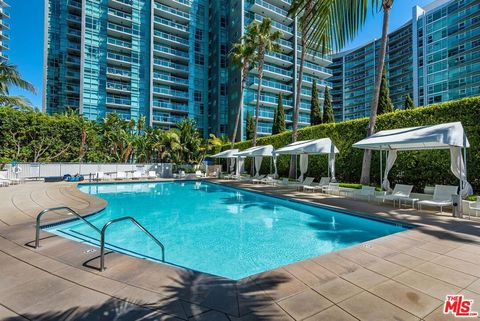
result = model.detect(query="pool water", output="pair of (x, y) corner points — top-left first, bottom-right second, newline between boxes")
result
(46, 181), (407, 279)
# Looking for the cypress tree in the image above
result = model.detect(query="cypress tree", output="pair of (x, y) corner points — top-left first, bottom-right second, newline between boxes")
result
(246, 111), (255, 140)
(272, 93), (286, 134)
(322, 86), (334, 123)
(378, 67), (394, 114)
(404, 94), (415, 110)
(310, 80), (322, 125)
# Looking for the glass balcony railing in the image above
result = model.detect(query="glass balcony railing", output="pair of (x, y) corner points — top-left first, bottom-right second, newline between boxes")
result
(250, 0), (289, 18)
(153, 72), (189, 85)
(262, 64), (293, 77)
(108, 22), (132, 35)
(107, 37), (131, 48)
(249, 14), (293, 34)
(154, 3), (190, 19)
(65, 84), (80, 92)
(107, 66), (131, 77)
(154, 30), (188, 45)
(107, 95), (131, 106)
(302, 60), (332, 74)
(153, 58), (188, 71)
(153, 44), (188, 58)
(153, 86), (188, 98)
(154, 16), (188, 32)
(106, 81), (131, 92)
(107, 51), (131, 63)
(108, 7), (132, 20)
(153, 100), (188, 111)
(112, 0), (132, 6)
(266, 51), (293, 63)
(246, 93), (293, 106)
(249, 77), (293, 92)
(153, 114), (186, 123)
(67, 14), (81, 23)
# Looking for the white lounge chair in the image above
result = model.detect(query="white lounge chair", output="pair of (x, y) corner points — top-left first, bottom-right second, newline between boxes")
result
(0, 173), (19, 185)
(469, 196), (480, 218)
(252, 175), (266, 184)
(303, 177), (331, 192)
(353, 186), (376, 201)
(147, 171), (157, 179)
(195, 170), (204, 178)
(298, 177), (315, 191)
(417, 185), (458, 213)
(0, 178), (10, 187)
(376, 184), (413, 207)
(115, 172), (126, 180)
(132, 171), (142, 180)
(323, 182), (340, 195)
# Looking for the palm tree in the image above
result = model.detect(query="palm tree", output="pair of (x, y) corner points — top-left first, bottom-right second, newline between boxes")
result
(292, 2), (314, 143)
(0, 62), (36, 108)
(229, 32), (256, 148)
(360, 0), (394, 185)
(248, 19), (282, 146)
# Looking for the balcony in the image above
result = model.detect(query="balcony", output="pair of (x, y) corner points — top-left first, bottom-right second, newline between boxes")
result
(107, 37), (132, 53)
(302, 60), (332, 79)
(153, 30), (189, 49)
(108, 0), (133, 12)
(251, 63), (293, 82)
(248, 77), (293, 95)
(106, 66), (131, 79)
(153, 86), (189, 100)
(250, 13), (293, 39)
(155, 0), (191, 13)
(245, 92), (293, 109)
(152, 114), (187, 125)
(153, 43), (189, 61)
(107, 51), (132, 67)
(153, 71), (189, 87)
(153, 2), (190, 23)
(152, 100), (189, 113)
(153, 16), (189, 37)
(248, 0), (293, 25)
(106, 81), (131, 93)
(107, 22), (132, 39)
(108, 7), (132, 24)
(153, 57), (189, 75)
(265, 51), (293, 67)
(106, 95), (131, 108)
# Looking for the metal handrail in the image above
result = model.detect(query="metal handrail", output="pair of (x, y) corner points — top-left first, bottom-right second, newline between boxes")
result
(35, 206), (101, 249)
(35, 207), (165, 272)
(100, 216), (165, 271)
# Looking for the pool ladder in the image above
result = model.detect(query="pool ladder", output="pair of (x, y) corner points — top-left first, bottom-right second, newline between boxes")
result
(34, 206), (165, 271)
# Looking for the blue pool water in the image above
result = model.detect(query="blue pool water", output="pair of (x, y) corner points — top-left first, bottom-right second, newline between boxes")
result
(46, 181), (407, 279)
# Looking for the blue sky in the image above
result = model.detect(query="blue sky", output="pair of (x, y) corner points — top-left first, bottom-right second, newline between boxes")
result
(8, 0), (433, 109)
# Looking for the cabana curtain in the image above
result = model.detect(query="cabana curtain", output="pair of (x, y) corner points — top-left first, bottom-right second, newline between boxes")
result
(254, 157), (263, 177)
(450, 146), (473, 197)
(382, 150), (397, 192)
(299, 154), (308, 181)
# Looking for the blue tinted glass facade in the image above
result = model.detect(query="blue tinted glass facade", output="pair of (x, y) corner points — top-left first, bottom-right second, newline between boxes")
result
(0, 1), (9, 61)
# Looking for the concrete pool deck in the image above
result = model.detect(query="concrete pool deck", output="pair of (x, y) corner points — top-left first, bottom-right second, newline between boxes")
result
(0, 179), (480, 320)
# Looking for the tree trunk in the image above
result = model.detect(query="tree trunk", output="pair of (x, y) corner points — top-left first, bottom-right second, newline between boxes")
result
(289, 31), (308, 178)
(360, 3), (391, 185)
(231, 64), (248, 148)
(253, 49), (265, 147)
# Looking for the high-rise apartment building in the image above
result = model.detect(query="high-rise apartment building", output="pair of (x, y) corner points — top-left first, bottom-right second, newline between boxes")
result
(0, 0), (9, 61)
(331, 0), (480, 121)
(43, 0), (332, 139)
(44, 0), (210, 136)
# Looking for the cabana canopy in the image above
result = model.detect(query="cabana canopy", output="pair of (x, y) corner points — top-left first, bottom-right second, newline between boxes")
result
(353, 122), (472, 197)
(234, 145), (274, 157)
(234, 145), (275, 177)
(275, 138), (339, 155)
(210, 149), (239, 158)
(352, 122), (469, 151)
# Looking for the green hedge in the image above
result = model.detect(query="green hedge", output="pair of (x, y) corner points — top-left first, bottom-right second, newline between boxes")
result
(221, 97), (480, 192)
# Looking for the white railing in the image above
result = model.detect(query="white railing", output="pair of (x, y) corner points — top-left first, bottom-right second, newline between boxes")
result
(1, 163), (173, 180)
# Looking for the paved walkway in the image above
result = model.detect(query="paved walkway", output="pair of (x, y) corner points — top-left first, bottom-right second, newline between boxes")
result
(1, 180), (480, 320)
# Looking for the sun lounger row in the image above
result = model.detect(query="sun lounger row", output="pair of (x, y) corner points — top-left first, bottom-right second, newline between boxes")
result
(0, 173), (20, 187)
(94, 171), (157, 181)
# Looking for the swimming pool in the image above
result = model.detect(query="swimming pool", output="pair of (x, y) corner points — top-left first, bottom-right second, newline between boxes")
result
(46, 181), (407, 279)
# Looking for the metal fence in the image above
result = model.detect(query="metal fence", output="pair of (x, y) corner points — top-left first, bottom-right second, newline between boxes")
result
(1, 163), (173, 180)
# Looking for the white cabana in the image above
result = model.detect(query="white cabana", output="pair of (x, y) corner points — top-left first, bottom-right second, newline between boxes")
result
(275, 138), (339, 181)
(211, 149), (239, 173)
(352, 122), (473, 197)
(234, 145), (275, 177)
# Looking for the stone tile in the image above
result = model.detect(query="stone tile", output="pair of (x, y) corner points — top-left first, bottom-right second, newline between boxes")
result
(430, 255), (480, 277)
(445, 248), (480, 265)
(414, 262), (477, 288)
(341, 268), (388, 290)
(370, 280), (442, 318)
(277, 289), (332, 320)
(339, 292), (419, 321)
(239, 303), (294, 321)
(466, 278), (480, 295)
(419, 242), (456, 255)
(253, 269), (307, 301)
(304, 306), (358, 321)
(385, 253), (426, 269)
(402, 247), (441, 261)
(312, 277), (362, 303)
(0, 305), (25, 320)
(312, 254), (360, 276)
(365, 258), (408, 278)
(188, 310), (230, 321)
(424, 306), (458, 321)
(394, 270), (462, 300)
